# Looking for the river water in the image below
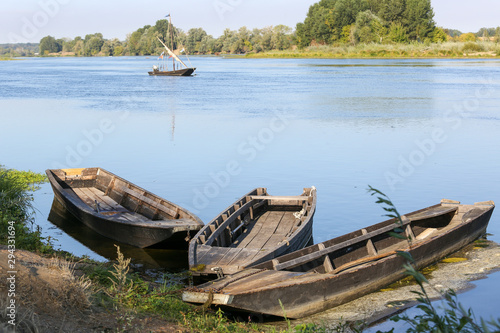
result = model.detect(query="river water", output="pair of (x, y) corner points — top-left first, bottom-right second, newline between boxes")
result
(1, 56), (500, 324)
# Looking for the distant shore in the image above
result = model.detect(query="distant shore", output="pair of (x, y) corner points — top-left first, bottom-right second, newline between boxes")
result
(244, 42), (500, 59)
(4, 41), (499, 60)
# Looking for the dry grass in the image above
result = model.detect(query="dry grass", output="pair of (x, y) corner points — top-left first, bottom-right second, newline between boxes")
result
(0, 297), (39, 333)
(0, 249), (94, 332)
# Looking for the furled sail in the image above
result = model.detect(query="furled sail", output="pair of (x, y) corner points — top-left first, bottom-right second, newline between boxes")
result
(157, 37), (188, 69)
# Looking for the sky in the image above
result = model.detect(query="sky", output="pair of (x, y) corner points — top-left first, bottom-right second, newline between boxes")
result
(0, 0), (499, 44)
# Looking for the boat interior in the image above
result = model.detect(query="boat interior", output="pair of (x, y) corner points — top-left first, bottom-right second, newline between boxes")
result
(251, 202), (489, 275)
(49, 168), (191, 222)
(191, 188), (315, 272)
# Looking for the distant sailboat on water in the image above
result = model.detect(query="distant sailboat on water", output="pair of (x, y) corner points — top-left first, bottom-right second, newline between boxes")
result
(149, 15), (196, 76)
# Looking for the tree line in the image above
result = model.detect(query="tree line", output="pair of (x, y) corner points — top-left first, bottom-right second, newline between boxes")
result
(36, 22), (295, 56)
(1, 0), (499, 57)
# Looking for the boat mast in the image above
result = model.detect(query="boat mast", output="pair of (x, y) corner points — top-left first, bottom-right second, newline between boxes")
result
(169, 15), (175, 70)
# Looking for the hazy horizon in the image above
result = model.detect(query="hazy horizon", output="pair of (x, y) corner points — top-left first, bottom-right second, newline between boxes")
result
(1, 0), (499, 44)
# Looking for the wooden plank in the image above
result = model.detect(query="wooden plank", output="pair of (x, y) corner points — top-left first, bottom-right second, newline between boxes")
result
(274, 219), (414, 271)
(88, 188), (126, 211)
(213, 248), (246, 266)
(245, 211), (286, 251)
(74, 188), (113, 210)
(121, 187), (177, 217)
(222, 270), (304, 294)
(362, 229), (378, 255)
(77, 188), (144, 222)
(115, 212), (148, 223)
(249, 195), (311, 202)
(72, 188), (92, 206)
(192, 245), (211, 264)
(323, 255), (334, 273)
(226, 248), (261, 267)
(409, 205), (457, 221)
(62, 168), (85, 176)
(260, 211), (297, 249)
(197, 247), (235, 266)
(104, 176), (116, 196)
(231, 211), (272, 249)
(204, 200), (254, 246)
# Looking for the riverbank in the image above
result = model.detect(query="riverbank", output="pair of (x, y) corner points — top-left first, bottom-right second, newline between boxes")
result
(245, 42), (500, 59)
(2, 240), (499, 332)
(0, 246), (184, 332)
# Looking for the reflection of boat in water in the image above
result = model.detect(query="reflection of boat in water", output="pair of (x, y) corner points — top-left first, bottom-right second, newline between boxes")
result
(48, 198), (189, 270)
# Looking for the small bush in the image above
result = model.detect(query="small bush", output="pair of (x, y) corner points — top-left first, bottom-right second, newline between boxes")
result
(0, 166), (51, 252)
(462, 42), (485, 53)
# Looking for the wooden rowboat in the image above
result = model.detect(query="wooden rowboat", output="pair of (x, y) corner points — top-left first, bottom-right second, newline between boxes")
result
(46, 168), (203, 248)
(183, 199), (495, 318)
(148, 67), (195, 77)
(189, 187), (317, 277)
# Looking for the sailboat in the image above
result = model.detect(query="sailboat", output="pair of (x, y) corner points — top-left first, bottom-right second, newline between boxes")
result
(149, 15), (196, 76)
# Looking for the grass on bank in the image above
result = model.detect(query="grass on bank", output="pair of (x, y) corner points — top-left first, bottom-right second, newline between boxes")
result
(245, 42), (500, 59)
(0, 165), (52, 252)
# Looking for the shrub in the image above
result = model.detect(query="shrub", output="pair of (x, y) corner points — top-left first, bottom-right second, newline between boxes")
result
(0, 166), (50, 252)
(462, 42), (485, 53)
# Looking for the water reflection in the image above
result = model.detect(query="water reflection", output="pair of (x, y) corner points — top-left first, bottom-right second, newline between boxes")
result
(47, 199), (188, 271)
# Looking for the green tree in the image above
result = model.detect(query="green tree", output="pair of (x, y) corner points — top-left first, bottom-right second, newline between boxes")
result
(185, 28), (208, 53)
(388, 22), (409, 43)
(402, 0), (435, 41)
(83, 33), (104, 56)
(430, 27), (447, 43)
(377, 0), (406, 23)
(459, 33), (477, 42)
(127, 31), (142, 55)
(100, 40), (113, 56)
(217, 28), (238, 53)
(354, 10), (386, 43)
(73, 38), (84, 56)
(39, 35), (61, 55)
(296, 2), (337, 47)
(333, 0), (370, 38)
(271, 25), (293, 50)
(340, 24), (355, 44)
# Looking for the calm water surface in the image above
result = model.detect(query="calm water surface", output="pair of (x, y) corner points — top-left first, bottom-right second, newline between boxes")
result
(1, 56), (500, 322)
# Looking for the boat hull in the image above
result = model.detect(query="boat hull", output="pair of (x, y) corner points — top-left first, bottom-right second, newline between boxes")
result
(148, 68), (195, 76)
(46, 168), (203, 248)
(183, 201), (494, 318)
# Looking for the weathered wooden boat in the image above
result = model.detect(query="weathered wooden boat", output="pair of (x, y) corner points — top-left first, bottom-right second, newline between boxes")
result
(183, 199), (495, 318)
(46, 168), (203, 248)
(148, 15), (195, 76)
(149, 66), (195, 77)
(189, 187), (317, 277)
